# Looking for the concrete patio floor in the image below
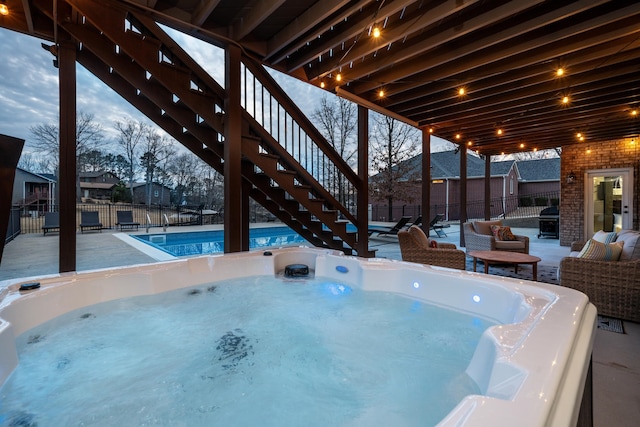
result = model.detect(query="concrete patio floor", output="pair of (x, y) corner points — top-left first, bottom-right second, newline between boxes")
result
(0, 223), (638, 426)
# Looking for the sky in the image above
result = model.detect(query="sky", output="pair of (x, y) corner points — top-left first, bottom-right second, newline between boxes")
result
(0, 26), (452, 162)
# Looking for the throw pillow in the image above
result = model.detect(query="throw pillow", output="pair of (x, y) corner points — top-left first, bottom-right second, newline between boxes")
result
(490, 225), (517, 241)
(592, 230), (617, 244)
(474, 220), (502, 236)
(577, 239), (624, 261)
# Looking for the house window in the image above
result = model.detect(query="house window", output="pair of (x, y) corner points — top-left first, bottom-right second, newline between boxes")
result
(509, 177), (514, 194)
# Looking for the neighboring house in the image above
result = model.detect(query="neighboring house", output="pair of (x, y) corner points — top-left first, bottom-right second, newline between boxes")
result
(370, 150), (560, 221)
(131, 182), (171, 206)
(12, 168), (57, 214)
(516, 158), (561, 196)
(79, 171), (119, 201)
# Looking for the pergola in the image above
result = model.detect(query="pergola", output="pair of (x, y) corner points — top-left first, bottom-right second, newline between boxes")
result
(1, 0), (639, 270)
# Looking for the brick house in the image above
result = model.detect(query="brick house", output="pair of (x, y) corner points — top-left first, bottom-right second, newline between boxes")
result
(370, 150), (560, 221)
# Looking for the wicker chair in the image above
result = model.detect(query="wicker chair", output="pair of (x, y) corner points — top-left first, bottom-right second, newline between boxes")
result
(398, 226), (466, 270)
(560, 238), (640, 323)
(462, 220), (529, 254)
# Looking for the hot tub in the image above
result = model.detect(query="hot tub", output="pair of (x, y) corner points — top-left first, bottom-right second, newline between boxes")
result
(0, 248), (596, 426)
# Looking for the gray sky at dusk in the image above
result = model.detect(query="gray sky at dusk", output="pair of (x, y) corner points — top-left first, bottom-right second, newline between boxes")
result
(0, 26), (451, 160)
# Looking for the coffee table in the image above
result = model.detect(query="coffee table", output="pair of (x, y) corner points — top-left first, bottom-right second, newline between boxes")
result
(467, 250), (542, 281)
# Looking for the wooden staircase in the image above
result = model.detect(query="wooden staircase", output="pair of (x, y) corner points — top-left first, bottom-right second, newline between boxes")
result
(51, 0), (372, 256)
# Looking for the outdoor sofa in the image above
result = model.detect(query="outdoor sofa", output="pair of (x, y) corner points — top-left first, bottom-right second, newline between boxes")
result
(560, 229), (640, 323)
(398, 225), (466, 270)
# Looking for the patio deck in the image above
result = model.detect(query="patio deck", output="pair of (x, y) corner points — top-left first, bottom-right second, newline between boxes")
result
(0, 224), (638, 427)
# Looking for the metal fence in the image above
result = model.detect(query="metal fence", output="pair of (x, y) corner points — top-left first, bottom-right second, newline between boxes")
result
(371, 191), (560, 223)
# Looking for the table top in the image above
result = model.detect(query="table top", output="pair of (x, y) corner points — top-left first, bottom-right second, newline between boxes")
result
(468, 250), (541, 263)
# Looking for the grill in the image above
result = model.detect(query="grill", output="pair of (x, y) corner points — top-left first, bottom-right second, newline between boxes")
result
(538, 205), (559, 239)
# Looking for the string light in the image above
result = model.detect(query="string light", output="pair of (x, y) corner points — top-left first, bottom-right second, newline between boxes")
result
(378, 89), (384, 98)
(372, 27), (381, 38)
(496, 128), (503, 136)
(556, 68), (564, 77)
(0, 1), (8, 16)
(428, 128), (434, 133)
(458, 87), (465, 96)
(320, 81), (326, 89)
(562, 95), (570, 104)
(632, 109), (638, 117)
(467, 141), (473, 146)
(455, 133), (461, 140)
(336, 73), (342, 82)
(519, 143), (525, 149)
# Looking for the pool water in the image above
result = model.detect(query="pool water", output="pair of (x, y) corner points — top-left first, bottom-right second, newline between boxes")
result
(131, 226), (308, 256)
(0, 275), (493, 426)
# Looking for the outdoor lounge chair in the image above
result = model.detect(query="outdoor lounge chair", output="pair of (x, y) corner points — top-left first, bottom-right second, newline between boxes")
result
(80, 211), (103, 233)
(398, 225), (466, 270)
(368, 216), (412, 236)
(428, 214), (449, 238)
(116, 210), (140, 230)
(42, 212), (60, 236)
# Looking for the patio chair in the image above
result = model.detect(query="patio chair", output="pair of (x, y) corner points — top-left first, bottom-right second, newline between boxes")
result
(368, 216), (412, 236)
(42, 212), (60, 236)
(428, 214), (449, 237)
(398, 225), (466, 270)
(80, 211), (103, 233)
(116, 210), (140, 230)
(463, 220), (529, 254)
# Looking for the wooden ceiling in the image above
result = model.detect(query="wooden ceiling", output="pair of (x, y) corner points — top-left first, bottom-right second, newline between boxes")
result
(3, 0), (640, 155)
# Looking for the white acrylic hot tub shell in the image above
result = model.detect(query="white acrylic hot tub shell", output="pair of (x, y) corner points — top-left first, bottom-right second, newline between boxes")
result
(0, 247), (596, 427)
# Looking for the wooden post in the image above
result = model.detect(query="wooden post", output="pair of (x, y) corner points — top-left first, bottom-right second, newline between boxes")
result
(421, 128), (431, 236)
(0, 135), (25, 266)
(485, 154), (491, 220)
(224, 44), (244, 253)
(58, 40), (77, 272)
(356, 105), (369, 257)
(459, 144), (467, 247)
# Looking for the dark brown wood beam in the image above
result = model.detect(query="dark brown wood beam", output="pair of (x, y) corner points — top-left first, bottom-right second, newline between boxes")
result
(224, 44), (244, 253)
(58, 39), (77, 273)
(357, 104), (369, 257)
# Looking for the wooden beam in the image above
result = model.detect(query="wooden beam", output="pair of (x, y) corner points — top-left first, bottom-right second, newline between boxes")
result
(421, 129), (431, 237)
(357, 105), (369, 257)
(459, 145), (467, 248)
(224, 44), (244, 253)
(0, 134), (25, 266)
(484, 154), (491, 220)
(231, 0), (286, 41)
(58, 39), (77, 272)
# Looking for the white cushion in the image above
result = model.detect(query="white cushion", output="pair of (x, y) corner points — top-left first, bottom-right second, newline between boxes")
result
(614, 230), (640, 261)
(592, 230), (617, 244)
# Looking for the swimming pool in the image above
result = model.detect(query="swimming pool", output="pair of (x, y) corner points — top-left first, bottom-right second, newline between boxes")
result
(0, 248), (597, 426)
(130, 226), (308, 257)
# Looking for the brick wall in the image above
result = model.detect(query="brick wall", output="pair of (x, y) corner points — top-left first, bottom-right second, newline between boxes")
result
(560, 137), (639, 246)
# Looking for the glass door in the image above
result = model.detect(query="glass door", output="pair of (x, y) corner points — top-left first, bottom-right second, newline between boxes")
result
(584, 168), (633, 237)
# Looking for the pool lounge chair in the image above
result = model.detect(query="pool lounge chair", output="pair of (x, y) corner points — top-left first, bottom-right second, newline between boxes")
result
(429, 214), (450, 238)
(42, 212), (60, 236)
(368, 216), (412, 236)
(116, 210), (140, 230)
(80, 211), (103, 233)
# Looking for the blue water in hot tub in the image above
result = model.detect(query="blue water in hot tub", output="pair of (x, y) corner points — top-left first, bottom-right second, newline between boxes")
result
(131, 226), (310, 257)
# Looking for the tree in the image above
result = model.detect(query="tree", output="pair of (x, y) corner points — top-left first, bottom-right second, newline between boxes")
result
(168, 152), (200, 205)
(29, 111), (104, 201)
(369, 114), (420, 220)
(114, 118), (147, 202)
(310, 95), (358, 205)
(139, 129), (174, 206)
